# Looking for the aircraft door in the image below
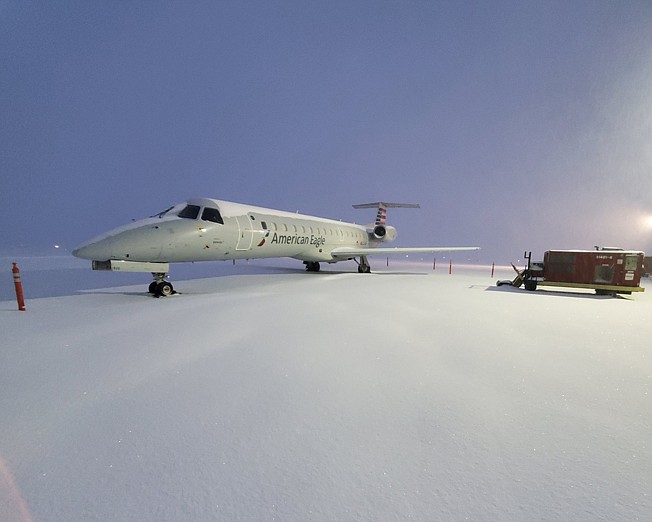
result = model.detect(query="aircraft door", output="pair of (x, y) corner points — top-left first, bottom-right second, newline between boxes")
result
(235, 214), (254, 250)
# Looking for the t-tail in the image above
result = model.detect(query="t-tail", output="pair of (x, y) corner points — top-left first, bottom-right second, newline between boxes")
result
(352, 202), (420, 225)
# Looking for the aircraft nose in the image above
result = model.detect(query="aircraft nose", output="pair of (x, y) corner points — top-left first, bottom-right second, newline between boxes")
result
(72, 238), (113, 260)
(71, 245), (87, 259)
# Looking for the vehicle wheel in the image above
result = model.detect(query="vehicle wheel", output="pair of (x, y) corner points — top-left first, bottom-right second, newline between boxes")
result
(148, 282), (158, 294)
(157, 282), (174, 297)
(524, 279), (537, 291)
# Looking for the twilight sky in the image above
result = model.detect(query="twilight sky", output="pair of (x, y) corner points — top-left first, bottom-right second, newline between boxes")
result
(2, 1), (652, 263)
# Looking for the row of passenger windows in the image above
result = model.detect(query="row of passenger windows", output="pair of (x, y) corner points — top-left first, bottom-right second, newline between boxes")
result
(260, 220), (365, 239)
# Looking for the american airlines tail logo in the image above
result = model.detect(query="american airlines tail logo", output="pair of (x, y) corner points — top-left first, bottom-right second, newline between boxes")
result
(376, 207), (387, 225)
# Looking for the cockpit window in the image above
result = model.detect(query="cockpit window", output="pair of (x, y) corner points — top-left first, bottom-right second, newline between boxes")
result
(201, 207), (224, 224)
(178, 204), (201, 219)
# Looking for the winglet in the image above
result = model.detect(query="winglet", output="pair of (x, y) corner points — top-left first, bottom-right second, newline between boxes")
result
(352, 202), (420, 225)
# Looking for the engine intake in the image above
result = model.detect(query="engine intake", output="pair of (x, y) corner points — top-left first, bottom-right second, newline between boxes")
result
(371, 225), (397, 242)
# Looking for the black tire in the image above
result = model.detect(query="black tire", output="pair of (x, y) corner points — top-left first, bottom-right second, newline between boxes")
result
(524, 279), (537, 291)
(157, 282), (174, 297)
(148, 282), (158, 294)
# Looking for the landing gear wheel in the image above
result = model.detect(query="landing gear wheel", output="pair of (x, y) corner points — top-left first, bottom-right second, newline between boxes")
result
(156, 281), (174, 297)
(305, 262), (320, 272)
(150, 271), (175, 297)
(356, 256), (371, 273)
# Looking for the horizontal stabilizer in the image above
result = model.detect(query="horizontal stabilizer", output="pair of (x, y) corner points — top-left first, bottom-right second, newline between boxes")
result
(331, 246), (480, 259)
(353, 202), (420, 225)
(352, 202), (420, 209)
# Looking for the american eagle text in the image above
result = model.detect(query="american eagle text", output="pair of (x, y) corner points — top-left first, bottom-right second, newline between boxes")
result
(270, 233), (326, 248)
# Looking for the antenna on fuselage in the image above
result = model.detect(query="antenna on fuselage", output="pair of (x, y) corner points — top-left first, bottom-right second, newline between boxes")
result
(352, 202), (420, 225)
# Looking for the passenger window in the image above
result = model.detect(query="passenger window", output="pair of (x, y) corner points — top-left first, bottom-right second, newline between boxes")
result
(178, 205), (200, 219)
(201, 207), (224, 224)
(261, 221), (268, 229)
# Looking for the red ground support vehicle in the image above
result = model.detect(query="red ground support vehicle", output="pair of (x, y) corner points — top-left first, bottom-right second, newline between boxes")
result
(499, 248), (646, 295)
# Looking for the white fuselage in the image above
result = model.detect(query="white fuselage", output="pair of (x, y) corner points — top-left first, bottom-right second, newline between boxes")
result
(73, 198), (380, 264)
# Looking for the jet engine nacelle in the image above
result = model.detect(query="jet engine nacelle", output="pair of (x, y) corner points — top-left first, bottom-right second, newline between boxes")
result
(370, 224), (397, 242)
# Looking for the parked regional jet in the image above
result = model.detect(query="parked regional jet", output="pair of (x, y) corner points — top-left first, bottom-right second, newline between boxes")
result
(73, 198), (479, 296)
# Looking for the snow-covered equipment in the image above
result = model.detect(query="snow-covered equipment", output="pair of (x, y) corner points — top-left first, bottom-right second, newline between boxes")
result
(498, 248), (646, 296)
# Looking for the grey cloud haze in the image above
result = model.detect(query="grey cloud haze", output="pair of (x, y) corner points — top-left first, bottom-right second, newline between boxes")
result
(2, 1), (652, 263)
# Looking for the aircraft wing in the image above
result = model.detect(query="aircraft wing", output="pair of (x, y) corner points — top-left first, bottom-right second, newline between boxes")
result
(330, 246), (480, 259)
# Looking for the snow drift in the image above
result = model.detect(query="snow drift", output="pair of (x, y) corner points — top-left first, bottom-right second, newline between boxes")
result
(1, 264), (650, 521)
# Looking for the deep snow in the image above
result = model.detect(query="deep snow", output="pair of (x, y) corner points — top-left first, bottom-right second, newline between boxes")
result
(1, 262), (650, 521)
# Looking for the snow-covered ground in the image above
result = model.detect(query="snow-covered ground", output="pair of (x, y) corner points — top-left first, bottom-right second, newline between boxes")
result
(1, 261), (650, 521)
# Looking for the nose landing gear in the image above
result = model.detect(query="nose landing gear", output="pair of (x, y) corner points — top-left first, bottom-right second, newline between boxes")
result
(149, 272), (176, 297)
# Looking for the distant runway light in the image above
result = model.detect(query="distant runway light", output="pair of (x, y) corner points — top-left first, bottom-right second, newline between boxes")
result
(53, 244), (60, 249)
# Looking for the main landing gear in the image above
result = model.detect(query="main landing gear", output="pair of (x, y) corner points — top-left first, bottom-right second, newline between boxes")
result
(305, 257), (372, 273)
(356, 256), (371, 273)
(148, 272), (176, 297)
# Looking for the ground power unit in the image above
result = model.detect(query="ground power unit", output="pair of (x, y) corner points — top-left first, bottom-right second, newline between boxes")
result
(499, 249), (646, 295)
